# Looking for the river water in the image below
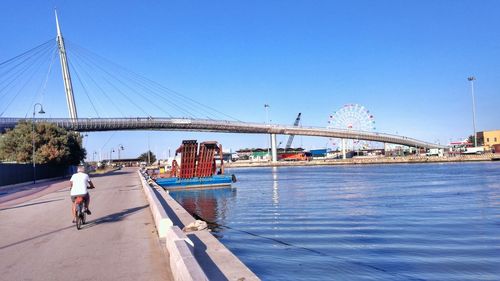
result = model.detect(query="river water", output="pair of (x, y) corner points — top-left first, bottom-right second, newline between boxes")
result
(169, 163), (500, 280)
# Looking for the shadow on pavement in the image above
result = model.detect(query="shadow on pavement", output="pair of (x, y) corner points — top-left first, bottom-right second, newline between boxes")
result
(90, 171), (130, 178)
(0, 198), (63, 211)
(0, 224), (74, 251)
(0, 205), (149, 250)
(83, 205), (149, 228)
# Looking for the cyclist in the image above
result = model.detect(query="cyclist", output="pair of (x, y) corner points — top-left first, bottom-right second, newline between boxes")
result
(70, 165), (95, 223)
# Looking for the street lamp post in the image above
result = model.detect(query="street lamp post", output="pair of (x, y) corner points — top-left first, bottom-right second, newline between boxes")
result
(32, 103), (45, 184)
(467, 76), (477, 147)
(109, 149), (115, 166)
(83, 133), (88, 147)
(117, 144), (124, 164)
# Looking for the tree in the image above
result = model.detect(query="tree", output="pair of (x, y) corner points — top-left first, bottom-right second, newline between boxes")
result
(0, 121), (86, 165)
(138, 150), (156, 164)
(467, 135), (475, 144)
(468, 134), (483, 146)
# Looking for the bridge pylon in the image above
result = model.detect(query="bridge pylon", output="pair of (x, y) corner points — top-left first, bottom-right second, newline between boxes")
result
(55, 10), (78, 120)
(271, 133), (278, 162)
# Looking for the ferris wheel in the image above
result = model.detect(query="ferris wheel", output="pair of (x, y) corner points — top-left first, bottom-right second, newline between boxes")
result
(327, 104), (376, 150)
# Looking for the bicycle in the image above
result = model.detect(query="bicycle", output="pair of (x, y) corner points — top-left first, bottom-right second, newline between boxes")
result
(74, 196), (86, 230)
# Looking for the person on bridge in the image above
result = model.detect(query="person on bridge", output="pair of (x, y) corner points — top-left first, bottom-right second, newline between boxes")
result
(70, 165), (95, 223)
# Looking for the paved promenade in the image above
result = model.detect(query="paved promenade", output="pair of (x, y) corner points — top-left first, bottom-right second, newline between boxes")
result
(0, 168), (173, 281)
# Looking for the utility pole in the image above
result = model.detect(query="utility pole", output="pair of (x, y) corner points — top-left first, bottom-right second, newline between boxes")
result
(467, 76), (478, 147)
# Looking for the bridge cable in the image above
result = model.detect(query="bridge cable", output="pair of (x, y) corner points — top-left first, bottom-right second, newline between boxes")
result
(112, 65), (237, 120)
(66, 40), (241, 121)
(68, 60), (101, 117)
(22, 44), (59, 117)
(0, 41), (54, 88)
(66, 42), (202, 118)
(66, 41), (180, 117)
(66, 42), (175, 117)
(69, 42), (195, 118)
(29, 45), (58, 116)
(1, 43), (57, 117)
(65, 46), (126, 117)
(100, 76), (151, 116)
(72, 41), (232, 120)
(99, 131), (117, 152)
(0, 39), (54, 67)
(0, 41), (55, 94)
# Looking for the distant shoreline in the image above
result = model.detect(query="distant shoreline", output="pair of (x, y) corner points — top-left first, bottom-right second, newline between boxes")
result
(225, 154), (498, 168)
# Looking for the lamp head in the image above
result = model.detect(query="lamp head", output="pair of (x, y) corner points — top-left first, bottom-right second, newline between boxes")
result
(38, 104), (45, 114)
(33, 103), (45, 114)
(467, 76), (476, 81)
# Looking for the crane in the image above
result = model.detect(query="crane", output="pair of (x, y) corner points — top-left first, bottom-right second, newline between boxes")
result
(285, 113), (301, 151)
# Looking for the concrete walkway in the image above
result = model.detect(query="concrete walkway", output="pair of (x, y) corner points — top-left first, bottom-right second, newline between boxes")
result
(0, 168), (173, 281)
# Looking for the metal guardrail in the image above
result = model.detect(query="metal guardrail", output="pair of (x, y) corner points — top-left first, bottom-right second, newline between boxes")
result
(0, 117), (445, 149)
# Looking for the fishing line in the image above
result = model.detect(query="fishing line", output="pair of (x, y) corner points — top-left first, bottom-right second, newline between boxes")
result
(192, 212), (426, 281)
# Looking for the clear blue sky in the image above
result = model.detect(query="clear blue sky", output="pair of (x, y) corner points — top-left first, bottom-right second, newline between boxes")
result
(1, 0), (499, 160)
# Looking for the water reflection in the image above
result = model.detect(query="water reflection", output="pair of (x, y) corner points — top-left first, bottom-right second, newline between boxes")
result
(169, 188), (237, 237)
(272, 167), (279, 206)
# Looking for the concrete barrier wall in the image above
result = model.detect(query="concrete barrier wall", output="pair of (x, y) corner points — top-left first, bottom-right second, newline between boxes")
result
(166, 226), (208, 281)
(144, 174), (260, 281)
(138, 171), (209, 281)
(138, 174), (173, 238)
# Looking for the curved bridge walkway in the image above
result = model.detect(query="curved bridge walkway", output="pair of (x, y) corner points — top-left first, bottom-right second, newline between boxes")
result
(0, 117), (444, 149)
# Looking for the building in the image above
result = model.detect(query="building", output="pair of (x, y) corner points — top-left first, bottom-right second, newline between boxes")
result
(310, 149), (327, 158)
(477, 130), (500, 150)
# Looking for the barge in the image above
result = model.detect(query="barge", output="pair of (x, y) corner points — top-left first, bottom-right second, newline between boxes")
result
(154, 140), (235, 190)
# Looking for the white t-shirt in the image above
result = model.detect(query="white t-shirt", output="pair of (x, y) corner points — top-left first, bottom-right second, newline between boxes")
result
(70, 172), (91, 196)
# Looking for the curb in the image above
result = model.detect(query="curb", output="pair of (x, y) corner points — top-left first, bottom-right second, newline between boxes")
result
(138, 171), (209, 281)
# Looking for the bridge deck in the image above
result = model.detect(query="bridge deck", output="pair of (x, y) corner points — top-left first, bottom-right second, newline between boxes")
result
(0, 117), (445, 149)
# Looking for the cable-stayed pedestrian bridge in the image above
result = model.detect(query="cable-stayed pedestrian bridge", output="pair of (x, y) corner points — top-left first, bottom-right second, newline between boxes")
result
(0, 11), (446, 162)
(0, 117), (444, 149)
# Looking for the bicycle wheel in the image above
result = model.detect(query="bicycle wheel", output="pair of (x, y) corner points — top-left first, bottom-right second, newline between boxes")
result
(76, 214), (82, 230)
(82, 212), (86, 225)
(76, 204), (83, 230)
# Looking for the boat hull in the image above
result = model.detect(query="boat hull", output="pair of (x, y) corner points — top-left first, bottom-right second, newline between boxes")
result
(155, 175), (233, 190)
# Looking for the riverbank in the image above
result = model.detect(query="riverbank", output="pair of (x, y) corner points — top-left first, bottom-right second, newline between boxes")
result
(225, 153), (496, 168)
(138, 170), (260, 281)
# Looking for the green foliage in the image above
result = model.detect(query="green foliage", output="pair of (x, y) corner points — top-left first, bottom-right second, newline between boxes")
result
(138, 150), (156, 164)
(0, 121), (86, 165)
